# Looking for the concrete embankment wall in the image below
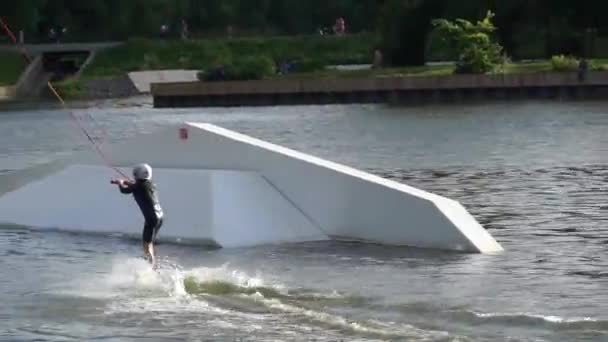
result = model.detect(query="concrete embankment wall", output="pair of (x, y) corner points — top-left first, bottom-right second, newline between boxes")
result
(129, 70), (199, 93)
(15, 56), (46, 98)
(0, 86), (16, 101)
(151, 72), (608, 108)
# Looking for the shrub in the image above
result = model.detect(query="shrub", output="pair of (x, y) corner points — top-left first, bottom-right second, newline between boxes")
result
(85, 34), (376, 78)
(141, 53), (161, 70)
(432, 11), (504, 74)
(54, 78), (84, 99)
(292, 58), (325, 73)
(229, 55), (275, 80)
(592, 63), (608, 71)
(550, 55), (578, 71)
(200, 55), (275, 81)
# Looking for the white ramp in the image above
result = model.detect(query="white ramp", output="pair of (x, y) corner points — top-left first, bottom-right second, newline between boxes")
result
(0, 165), (328, 247)
(0, 122), (503, 253)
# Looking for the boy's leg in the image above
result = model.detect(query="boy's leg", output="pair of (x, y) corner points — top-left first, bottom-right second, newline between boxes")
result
(152, 217), (163, 245)
(149, 218), (163, 267)
(142, 241), (153, 262)
(142, 220), (156, 266)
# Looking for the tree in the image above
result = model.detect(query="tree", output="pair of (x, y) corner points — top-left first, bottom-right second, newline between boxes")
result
(1, 0), (606, 58)
(0, 0), (46, 35)
(380, 0), (448, 66)
(432, 11), (503, 73)
(236, 0), (272, 30)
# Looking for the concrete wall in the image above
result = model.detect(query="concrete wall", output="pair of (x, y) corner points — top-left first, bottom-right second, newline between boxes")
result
(152, 72), (608, 107)
(152, 72), (608, 97)
(15, 55), (45, 98)
(130, 70), (199, 93)
(0, 85), (16, 100)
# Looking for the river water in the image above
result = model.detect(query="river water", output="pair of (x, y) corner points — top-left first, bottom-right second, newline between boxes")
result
(1, 98), (607, 341)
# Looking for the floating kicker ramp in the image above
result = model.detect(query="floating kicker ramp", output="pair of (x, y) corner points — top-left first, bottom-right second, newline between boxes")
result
(0, 123), (503, 253)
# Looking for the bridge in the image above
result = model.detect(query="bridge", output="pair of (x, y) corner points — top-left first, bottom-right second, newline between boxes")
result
(0, 42), (123, 56)
(0, 42), (123, 100)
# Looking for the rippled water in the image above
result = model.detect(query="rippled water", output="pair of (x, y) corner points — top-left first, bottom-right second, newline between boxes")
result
(1, 98), (608, 341)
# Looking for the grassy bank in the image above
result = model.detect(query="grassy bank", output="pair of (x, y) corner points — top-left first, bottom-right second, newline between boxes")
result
(83, 34), (378, 79)
(60, 58), (608, 100)
(84, 36), (608, 79)
(81, 34), (608, 82)
(59, 34), (608, 101)
(53, 78), (85, 98)
(0, 51), (26, 86)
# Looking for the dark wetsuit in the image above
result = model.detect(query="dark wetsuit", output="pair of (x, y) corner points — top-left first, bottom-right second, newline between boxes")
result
(120, 180), (164, 243)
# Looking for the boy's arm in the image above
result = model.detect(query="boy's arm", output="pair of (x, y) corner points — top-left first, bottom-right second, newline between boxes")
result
(111, 179), (135, 194)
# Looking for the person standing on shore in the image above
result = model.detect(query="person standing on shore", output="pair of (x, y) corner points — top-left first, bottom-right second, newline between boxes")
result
(180, 19), (189, 40)
(578, 58), (589, 81)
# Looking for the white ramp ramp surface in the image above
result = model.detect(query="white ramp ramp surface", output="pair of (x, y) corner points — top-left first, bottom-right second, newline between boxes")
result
(0, 122), (503, 254)
(0, 165), (328, 247)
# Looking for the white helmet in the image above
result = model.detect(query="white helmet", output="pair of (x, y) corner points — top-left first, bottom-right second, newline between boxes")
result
(133, 163), (152, 180)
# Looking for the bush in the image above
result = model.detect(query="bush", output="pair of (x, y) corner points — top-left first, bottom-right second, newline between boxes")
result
(426, 27), (459, 62)
(551, 55), (578, 71)
(84, 34), (376, 78)
(592, 63), (608, 71)
(141, 53), (161, 70)
(229, 55), (276, 80)
(292, 58), (325, 73)
(196, 70), (208, 81)
(54, 78), (84, 99)
(432, 11), (504, 74)
(200, 55), (275, 81)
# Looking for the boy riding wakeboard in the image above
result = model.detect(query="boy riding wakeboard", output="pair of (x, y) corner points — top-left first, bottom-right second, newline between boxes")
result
(111, 164), (164, 267)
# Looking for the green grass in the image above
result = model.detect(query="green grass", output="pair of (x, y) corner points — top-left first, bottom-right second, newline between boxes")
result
(276, 59), (608, 80)
(0, 51), (26, 86)
(83, 34), (378, 79)
(275, 64), (455, 80)
(502, 61), (552, 74)
(53, 78), (85, 99)
(502, 59), (608, 74)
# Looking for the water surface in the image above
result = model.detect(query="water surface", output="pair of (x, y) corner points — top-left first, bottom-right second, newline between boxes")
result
(1, 99), (607, 341)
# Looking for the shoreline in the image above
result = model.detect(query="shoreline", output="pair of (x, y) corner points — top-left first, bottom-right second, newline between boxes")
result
(5, 94), (608, 113)
(4, 70), (608, 110)
(0, 94), (152, 111)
